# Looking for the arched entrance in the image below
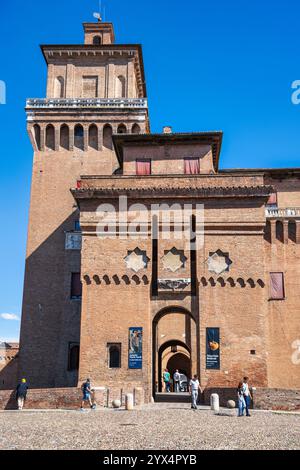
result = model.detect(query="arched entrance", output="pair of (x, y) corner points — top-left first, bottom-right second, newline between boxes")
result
(158, 340), (191, 392)
(167, 353), (190, 379)
(152, 306), (199, 398)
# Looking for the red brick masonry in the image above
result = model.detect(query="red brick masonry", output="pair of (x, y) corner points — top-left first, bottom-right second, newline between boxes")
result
(0, 387), (145, 410)
(0, 388), (299, 411)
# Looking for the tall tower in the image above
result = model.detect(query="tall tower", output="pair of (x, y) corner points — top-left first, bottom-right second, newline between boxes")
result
(20, 19), (149, 388)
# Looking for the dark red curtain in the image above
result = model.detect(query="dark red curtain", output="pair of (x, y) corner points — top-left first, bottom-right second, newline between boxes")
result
(136, 160), (151, 176)
(184, 158), (200, 175)
(267, 192), (277, 205)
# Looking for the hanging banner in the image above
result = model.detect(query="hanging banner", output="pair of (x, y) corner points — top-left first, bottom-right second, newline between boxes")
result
(128, 328), (143, 369)
(206, 328), (220, 370)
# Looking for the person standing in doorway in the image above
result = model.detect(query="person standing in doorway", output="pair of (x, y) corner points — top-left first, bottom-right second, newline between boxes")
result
(16, 379), (28, 411)
(163, 369), (171, 393)
(242, 377), (252, 417)
(189, 375), (201, 410)
(173, 369), (181, 393)
(80, 378), (96, 411)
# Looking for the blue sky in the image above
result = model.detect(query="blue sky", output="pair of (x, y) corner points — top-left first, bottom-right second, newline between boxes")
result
(0, 0), (300, 341)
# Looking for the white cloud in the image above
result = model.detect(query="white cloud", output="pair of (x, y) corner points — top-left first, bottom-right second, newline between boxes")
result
(0, 338), (19, 343)
(0, 313), (20, 321)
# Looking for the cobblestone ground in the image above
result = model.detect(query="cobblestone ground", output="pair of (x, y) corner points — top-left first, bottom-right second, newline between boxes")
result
(0, 404), (299, 450)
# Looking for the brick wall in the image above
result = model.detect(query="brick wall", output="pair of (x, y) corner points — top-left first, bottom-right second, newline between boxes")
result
(0, 386), (144, 411)
(253, 388), (300, 411)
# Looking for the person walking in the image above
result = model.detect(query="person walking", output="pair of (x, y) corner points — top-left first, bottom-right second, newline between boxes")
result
(237, 382), (246, 417)
(80, 378), (96, 411)
(242, 377), (252, 417)
(16, 379), (28, 411)
(173, 370), (181, 393)
(163, 369), (171, 393)
(189, 375), (201, 410)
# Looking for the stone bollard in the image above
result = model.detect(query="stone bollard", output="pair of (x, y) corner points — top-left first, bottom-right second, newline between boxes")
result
(112, 399), (121, 409)
(210, 393), (220, 413)
(227, 400), (236, 409)
(92, 387), (106, 407)
(125, 393), (134, 411)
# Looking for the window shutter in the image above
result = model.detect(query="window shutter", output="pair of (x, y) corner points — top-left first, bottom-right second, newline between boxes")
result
(270, 272), (285, 300)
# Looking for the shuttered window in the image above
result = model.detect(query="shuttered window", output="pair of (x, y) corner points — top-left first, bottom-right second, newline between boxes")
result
(270, 272), (285, 300)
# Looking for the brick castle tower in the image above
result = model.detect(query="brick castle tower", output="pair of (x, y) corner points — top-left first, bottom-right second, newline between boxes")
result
(19, 18), (149, 387)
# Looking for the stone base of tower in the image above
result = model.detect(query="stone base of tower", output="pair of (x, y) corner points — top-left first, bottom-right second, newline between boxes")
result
(0, 385), (146, 410)
(0, 387), (299, 411)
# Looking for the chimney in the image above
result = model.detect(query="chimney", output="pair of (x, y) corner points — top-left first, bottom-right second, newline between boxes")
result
(163, 126), (173, 134)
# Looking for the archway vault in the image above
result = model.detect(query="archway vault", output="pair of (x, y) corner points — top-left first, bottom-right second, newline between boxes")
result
(153, 305), (196, 325)
(158, 339), (191, 356)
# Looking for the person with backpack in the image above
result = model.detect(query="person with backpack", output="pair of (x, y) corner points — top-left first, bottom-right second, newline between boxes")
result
(80, 378), (96, 411)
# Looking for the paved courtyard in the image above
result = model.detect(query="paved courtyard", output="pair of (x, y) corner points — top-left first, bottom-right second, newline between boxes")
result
(0, 404), (299, 450)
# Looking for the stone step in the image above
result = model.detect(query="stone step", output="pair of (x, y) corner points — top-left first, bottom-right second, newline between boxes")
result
(155, 393), (191, 403)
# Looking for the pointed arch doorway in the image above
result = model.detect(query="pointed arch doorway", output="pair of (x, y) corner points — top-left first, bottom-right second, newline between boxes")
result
(152, 306), (199, 399)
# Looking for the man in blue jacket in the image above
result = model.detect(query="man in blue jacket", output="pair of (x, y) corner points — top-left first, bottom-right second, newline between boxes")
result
(16, 379), (28, 410)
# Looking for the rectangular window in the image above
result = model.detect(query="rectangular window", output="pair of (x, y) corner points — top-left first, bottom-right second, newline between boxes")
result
(71, 273), (82, 300)
(68, 343), (80, 371)
(267, 192), (277, 206)
(108, 343), (121, 369)
(74, 220), (81, 232)
(270, 272), (285, 300)
(184, 158), (200, 175)
(82, 76), (98, 98)
(136, 159), (151, 176)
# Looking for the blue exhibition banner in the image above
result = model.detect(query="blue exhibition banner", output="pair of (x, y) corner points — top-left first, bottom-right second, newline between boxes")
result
(206, 328), (220, 370)
(128, 328), (143, 369)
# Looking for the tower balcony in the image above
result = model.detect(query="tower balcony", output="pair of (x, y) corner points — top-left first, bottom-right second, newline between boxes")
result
(266, 207), (300, 218)
(26, 97), (148, 110)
